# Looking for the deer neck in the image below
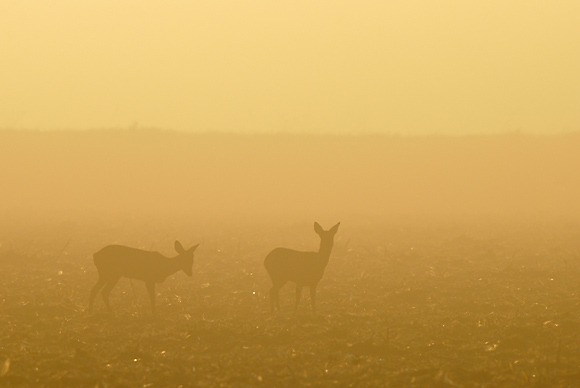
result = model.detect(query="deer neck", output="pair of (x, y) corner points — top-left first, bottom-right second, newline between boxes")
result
(160, 255), (182, 277)
(318, 239), (334, 265)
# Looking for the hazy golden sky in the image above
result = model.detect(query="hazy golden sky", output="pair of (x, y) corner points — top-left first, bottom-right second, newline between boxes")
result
(1, 1), (579, 134)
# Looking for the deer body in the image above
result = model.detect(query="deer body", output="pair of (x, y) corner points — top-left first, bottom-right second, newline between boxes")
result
(266, 249), (328, 286)
(89, 241), (199, 314)
(264, 222), (339, 312)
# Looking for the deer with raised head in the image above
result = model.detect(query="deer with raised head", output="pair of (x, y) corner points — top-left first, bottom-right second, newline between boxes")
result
(264, 222), (340, 312)
(89, 241), (199, 314)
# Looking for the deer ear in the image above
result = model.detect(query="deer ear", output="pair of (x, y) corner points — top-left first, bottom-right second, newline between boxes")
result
(190, 243), (200, 252)
(314, 222), (324, 235)
(175, 240), (186, 254)
(330, 222), (340, 234)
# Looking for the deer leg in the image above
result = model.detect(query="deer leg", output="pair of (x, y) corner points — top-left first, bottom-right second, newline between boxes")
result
(269, 281), (285, 312)
(101, 276), (120, 313)
(89, 276), (106, 313)
(269, 286), (279, 312)
(145, 281), (156, 315)
(295, 285), (303, 312)
(310, 284), (318, 312)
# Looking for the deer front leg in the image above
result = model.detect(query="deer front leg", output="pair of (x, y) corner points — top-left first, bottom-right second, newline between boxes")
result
(89, 276), (106, 313)
(295, 285), (303, 312)
(101, 277), (120, 313)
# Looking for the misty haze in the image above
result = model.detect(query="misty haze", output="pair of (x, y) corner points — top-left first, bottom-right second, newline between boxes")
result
(1, 131), (580, 386)
(2, 1), (580, 387)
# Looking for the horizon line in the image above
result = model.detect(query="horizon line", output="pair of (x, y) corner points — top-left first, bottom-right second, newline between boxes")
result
(1, 127), (579, 138)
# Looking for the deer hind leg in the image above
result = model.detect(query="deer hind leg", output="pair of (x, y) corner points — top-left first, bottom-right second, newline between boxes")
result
(269, 281), (286, 312)
(269, 287), (278, 313)
(145, 281), (156, 315)
(89, 275), (106, 313)
(310, 284), (318, 312)
(101, 276), (120, 313)
(295, 285), (303, 312)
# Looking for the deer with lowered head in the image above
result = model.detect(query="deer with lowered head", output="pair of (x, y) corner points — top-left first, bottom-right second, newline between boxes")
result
(89, 241), (199, 314)
(264, 222), (340, 312)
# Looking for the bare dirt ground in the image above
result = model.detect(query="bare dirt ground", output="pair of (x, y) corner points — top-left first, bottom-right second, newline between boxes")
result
(1, 220), (580, 387)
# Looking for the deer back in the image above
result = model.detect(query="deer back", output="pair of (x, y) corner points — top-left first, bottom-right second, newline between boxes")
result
(94, 245), (174, 282)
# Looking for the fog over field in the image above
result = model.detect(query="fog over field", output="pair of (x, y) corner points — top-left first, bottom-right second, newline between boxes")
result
(1, 131), (580, 386)
(2, 130), (579, 227)
(2, 1), (580, 384)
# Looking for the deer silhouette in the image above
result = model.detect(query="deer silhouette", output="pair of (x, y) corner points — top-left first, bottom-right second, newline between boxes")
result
(264, 222), (340, 312)
(89, 241), (199, 314)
